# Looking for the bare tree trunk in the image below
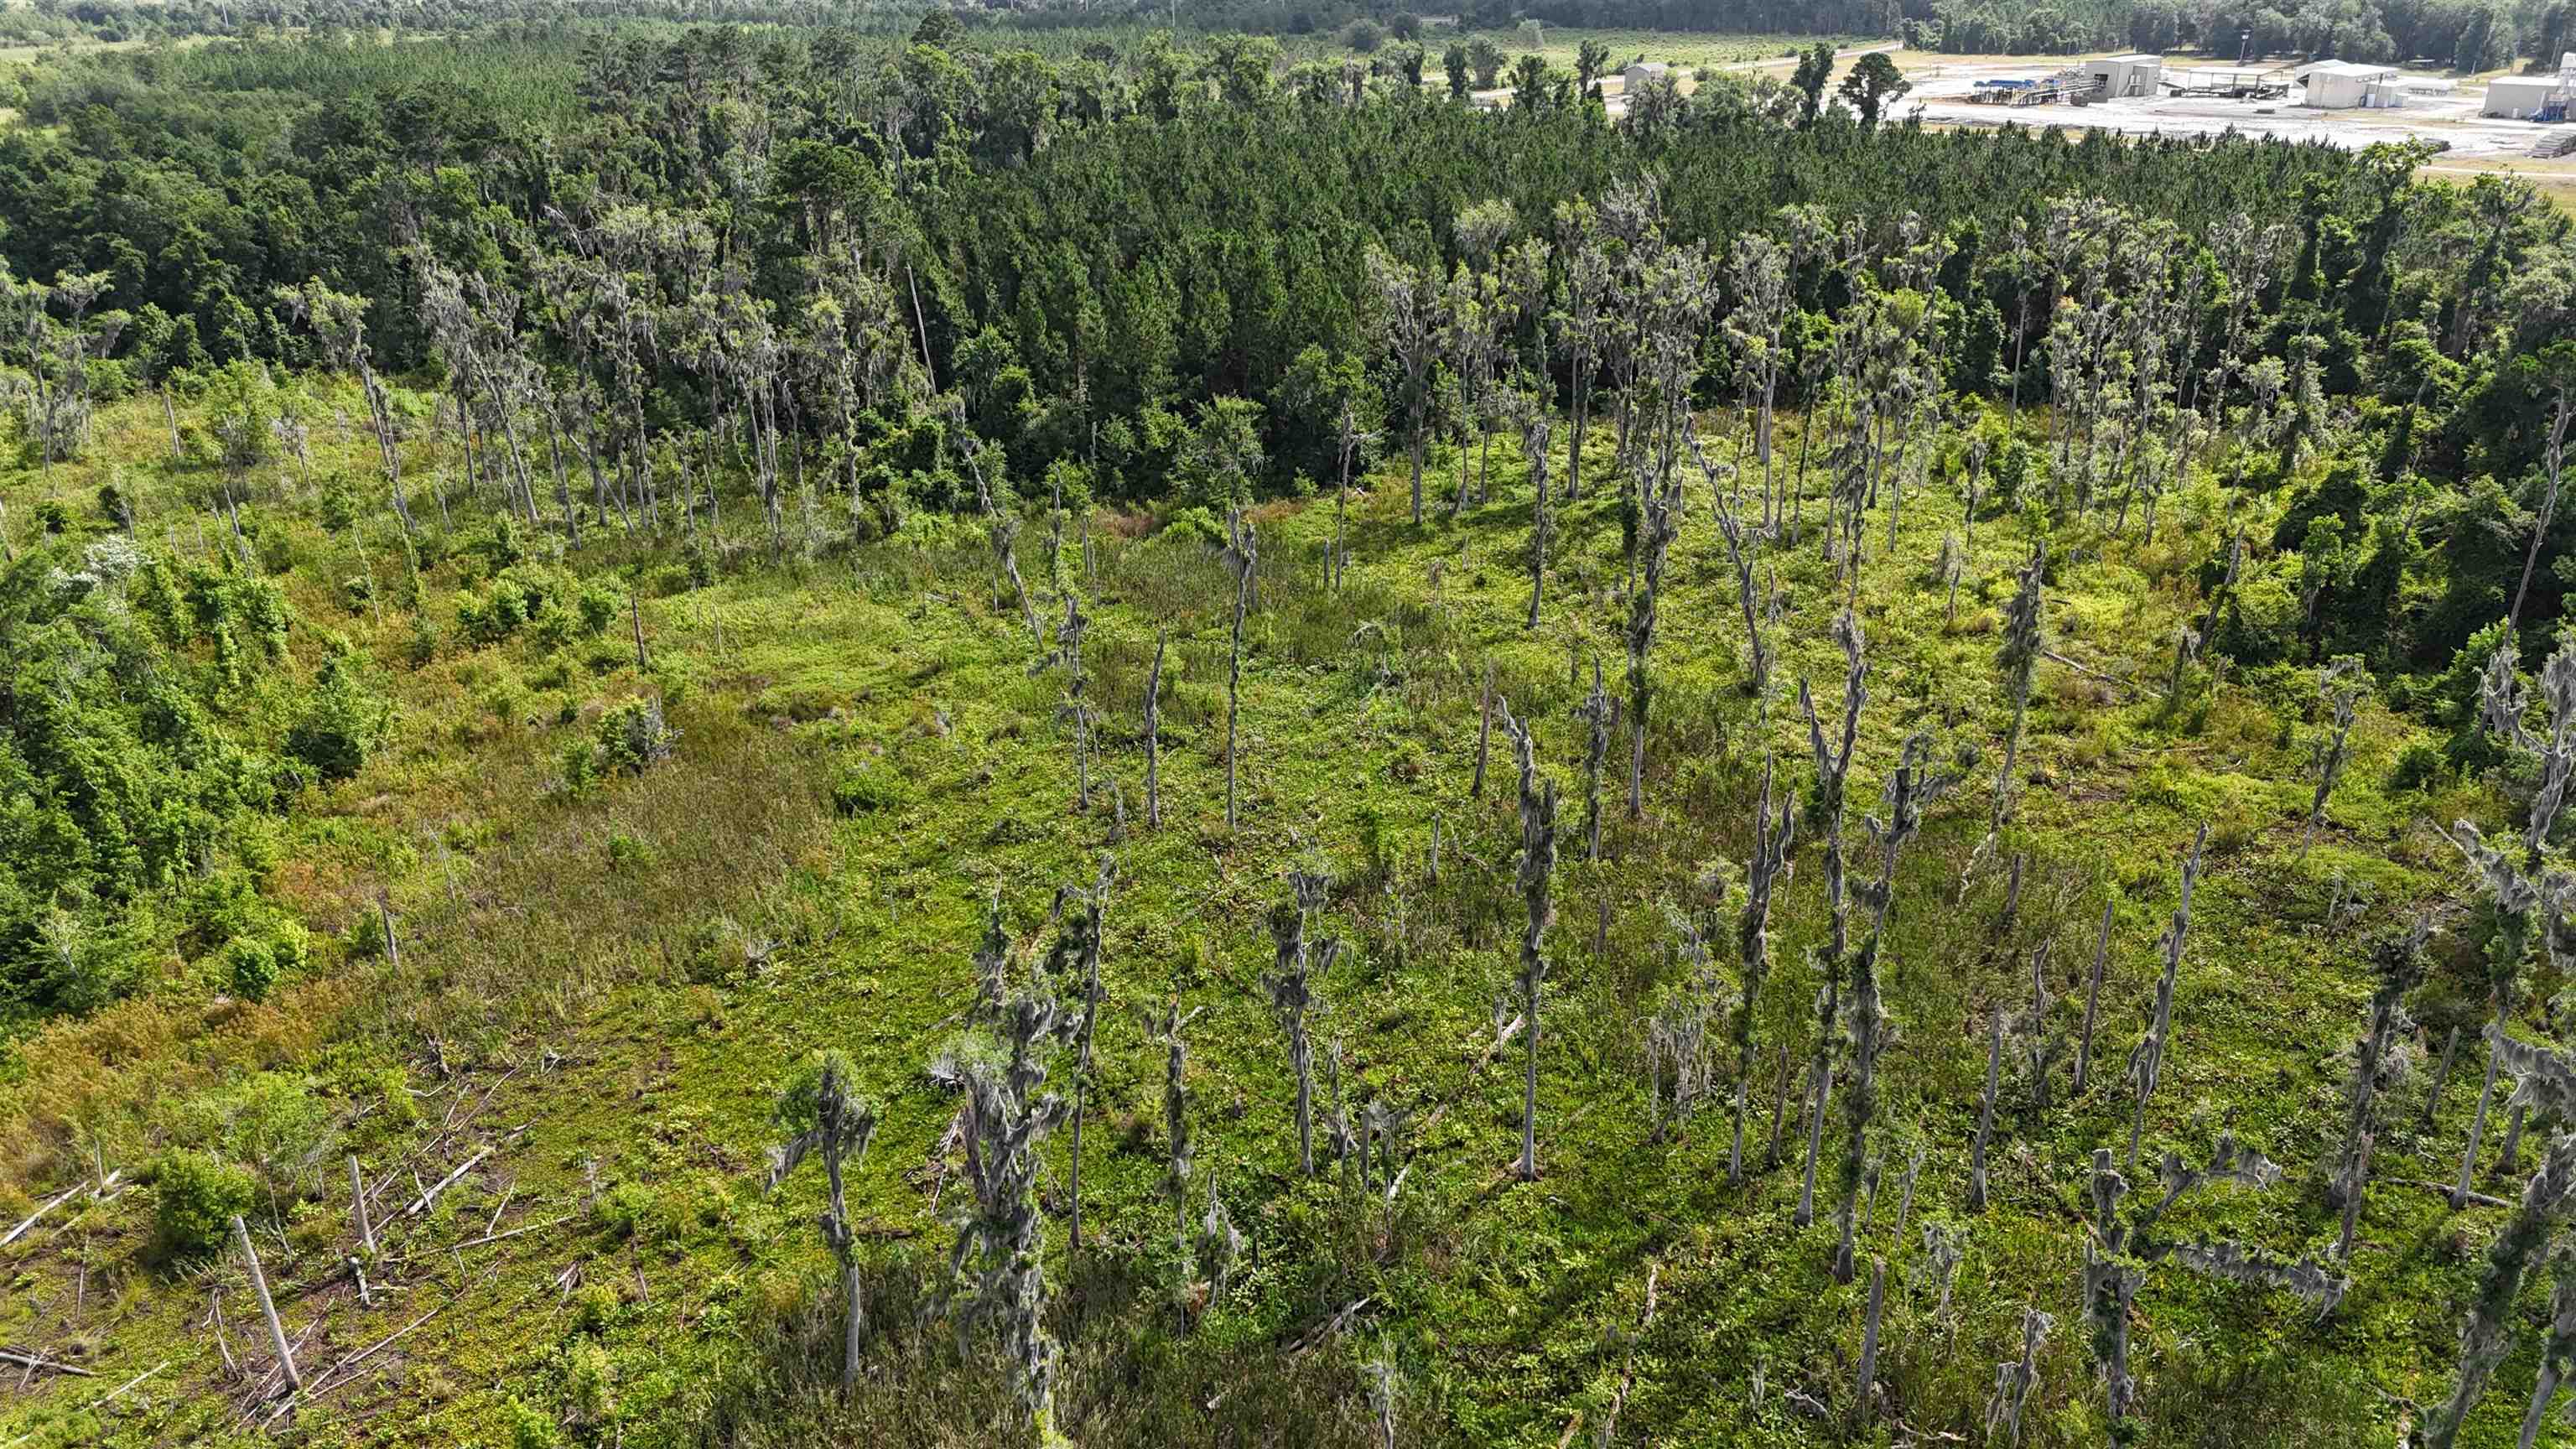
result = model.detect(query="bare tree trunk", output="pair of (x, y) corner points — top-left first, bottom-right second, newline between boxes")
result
(1226, 525), (1254, 828)
(1852, 1257), (1885, 1429)
(348, 1156), (375, 1254)
(2335, 1130), (2372, 1262)
(842, 1263), (865, 1396)
(2074, 898), (2111, 1093)
(1472, 662), (1493, 798)
(231, 1215), (299, 1391)
(1766, 1042), (1793, 1166)
(2455, 1046), (2504, 1208)
(1145, 631), (1165, 828)
(1794, 1062), (1831, 1227)
(2425, 1026), (2462, 1127)
(1971, 1011), (2002, 1210)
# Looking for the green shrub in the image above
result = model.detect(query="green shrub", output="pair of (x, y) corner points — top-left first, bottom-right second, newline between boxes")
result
(561, 740), (600, 798)
(374, 1065), (419, 1130)
(2390, 741), (2447, 794)
(404, 612), (442, 668)
(316, 473), (358, 534)
(596, 699), (676, 773)
(575, 584), (619, 638)
(828, 764), (903, 816)
(605, 832), (657, 873)
(222, 935), (279, 1000)
(285, 654), (390, 784)
(501, 1395), (561, 1449)
(150, 1150), (255, 1262)
(593, 1180), (672, 1243)
(568, 1280), (624, 1337)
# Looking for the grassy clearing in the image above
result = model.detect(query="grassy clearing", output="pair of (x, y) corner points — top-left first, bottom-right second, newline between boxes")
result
(0, 378), (2529, 1447)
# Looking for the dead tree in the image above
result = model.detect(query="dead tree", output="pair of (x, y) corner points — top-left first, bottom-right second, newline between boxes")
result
(1794, 611), (1867, 1223)
(942, 942), (1073, 1435)
(1919, 1221), (1966, 1324)
(2426, 1131), (2576, 1449)
(1224, 512), (1257, 828)
(1577, 660), (1613, 862)
(1364, 247), (1439, 523)
(1985, 541), (2048, 856)
(1044, 860), (1114, 1251)
(2450, 822), (2547, 1207)
(1836, 735), (1958, 1282)
(1722, 232), (1793, 529)
(231, 1213), (300, 1394)
(2449, 642), (2576, 1199)
(1524, 401), (1553, 629)
(1715, 491), (1770, 708)
(1472, 662), (1495, 798)
(2126, 823), (2210, 1171)
(1970, 1008), (2004, 1212)
(278, 281), (415, 540)
(1500, 697), (1560, 1182)
(1161, 1000), (1203, 1272)
(2017, 941), (2066, 1118)
(2485, 637), (2576, 865)
(2509, 366), (2572, 634)
(2080, 1235), (2140, 1435)
(2073, 898), (2114, 1094)
(1266, 870), (1337, 1177)
(1057, 592), (1093, 813)
(2299, 658), (2363, 859)
(2331, 917), (2428, 1259)
(2082, 1134), (2342, 1439)
(1852, 1256), (1886, 1430)
(1645, 910), (1727, 1140)
(2521, 1247), (2576, 1449)
(1624, 465), (1685, 820)
(1984, 1306), (2051, 1447)
(767, 1050), (884, 1394)
(1368, 1347), (1400, 1449)
(962, 427), (1042, 652)
(1144, 631), (1166, 828)
(1731, 757), (1794, 1183)
(1332, 400), (1372, 589)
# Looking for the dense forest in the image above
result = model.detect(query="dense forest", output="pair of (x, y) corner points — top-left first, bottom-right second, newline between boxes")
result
(6, 0), (2573, 67)
(4, 8), (2576, 1449)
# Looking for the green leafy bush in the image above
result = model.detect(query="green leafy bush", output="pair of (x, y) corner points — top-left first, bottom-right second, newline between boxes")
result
(561, 739), (600, 798)
(150, 1149), (254, 1262)
(575, 583), (618, 637)
(596, 699), (676, 773)
(222, 935), (279, 1000)
(2390, 741), (2447, 794)
(828, 763), (903, 816)
(285, 652), (390, 784)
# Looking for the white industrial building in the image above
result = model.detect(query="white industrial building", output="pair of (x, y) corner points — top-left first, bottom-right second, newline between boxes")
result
(2294, 60), (2402, 109)
(2483, 74), (2569, 118)
(1622, 62), (1669, 90)
(2080, 54), (2163, 98)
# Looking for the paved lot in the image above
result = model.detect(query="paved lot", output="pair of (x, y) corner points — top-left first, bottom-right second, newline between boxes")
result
(1898, 58), (2560, 159)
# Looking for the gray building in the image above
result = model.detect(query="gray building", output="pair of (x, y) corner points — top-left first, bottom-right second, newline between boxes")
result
(2080, 54), (2163, 99)
(2294, 60), (2401, 109)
